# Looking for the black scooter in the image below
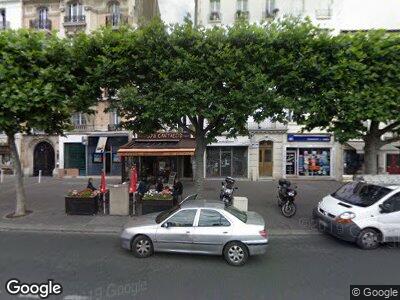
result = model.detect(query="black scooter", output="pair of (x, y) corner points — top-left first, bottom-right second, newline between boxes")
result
(277, 179), (297, 218)
(220, 177), (237, 206)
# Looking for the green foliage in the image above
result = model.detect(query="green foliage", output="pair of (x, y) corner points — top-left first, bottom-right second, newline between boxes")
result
(0, 30), (98, 137)
(288, 30), (400, 143)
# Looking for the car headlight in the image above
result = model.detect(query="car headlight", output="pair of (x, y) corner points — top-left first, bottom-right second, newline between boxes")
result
(336, 212), (356, 224)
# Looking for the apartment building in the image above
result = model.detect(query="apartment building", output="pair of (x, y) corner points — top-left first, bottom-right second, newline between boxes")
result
(0, 0), (159, 178)
(197, 0), (400, 33)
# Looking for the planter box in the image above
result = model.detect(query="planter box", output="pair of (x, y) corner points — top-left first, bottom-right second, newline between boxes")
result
(65, 195), (99, 215)
(138, 199), (174, 215)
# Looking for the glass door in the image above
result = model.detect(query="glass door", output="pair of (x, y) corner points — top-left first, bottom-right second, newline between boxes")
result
(259, 141), (273, 177)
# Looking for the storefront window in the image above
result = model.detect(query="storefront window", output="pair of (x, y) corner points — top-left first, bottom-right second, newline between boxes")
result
(298, 148), (330, 176)
(344, 150), (363, 175)
(206, 147), (248, 178)
(386, 154), (400, 174)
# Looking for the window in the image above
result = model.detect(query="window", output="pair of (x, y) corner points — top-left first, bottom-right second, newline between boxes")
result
(107, 1), (121, 26)
(237, 0), (248, 11)
(266, 0), (276, 14)
(37, 7), (48, 29)
(315, 0), (332, 19)
(198, 209), (230, 227)
(225, 206), (247, 223)
(0, 9), (6, 28)
(209, 0), (220, 21)
(383, 193), (400, 213)
(67, 2), (84, 22)
(165, 209), (197, 227)
(71, 112), (87, 125)
(298, 148), (330, 176)
(111, 110), (120, 125)
(332, 182), (391, 208)
(206, 147), (248, 177)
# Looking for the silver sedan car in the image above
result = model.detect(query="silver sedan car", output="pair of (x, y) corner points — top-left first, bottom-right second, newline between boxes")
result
(121, 200), (268, 266)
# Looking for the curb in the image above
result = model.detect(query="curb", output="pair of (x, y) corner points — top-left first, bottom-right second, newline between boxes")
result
(0, 224), (321, 236)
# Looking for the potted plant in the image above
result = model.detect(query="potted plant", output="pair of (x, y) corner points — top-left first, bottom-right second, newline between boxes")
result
(65, 188), (99, 215)
(139, 189), (174, 215)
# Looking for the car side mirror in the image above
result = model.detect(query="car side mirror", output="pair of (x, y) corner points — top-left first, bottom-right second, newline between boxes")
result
(379, 203), (394, 214)
(163, 222), (173, 228)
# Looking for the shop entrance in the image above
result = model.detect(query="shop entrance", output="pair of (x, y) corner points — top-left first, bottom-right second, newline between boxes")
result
(286, 149), (297, 175)
(259, 141), (273, 177)
(33, 141), (55, 176)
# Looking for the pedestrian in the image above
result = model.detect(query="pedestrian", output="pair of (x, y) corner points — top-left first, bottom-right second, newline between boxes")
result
(87, 178), (97, 192)
(172, 179), (183, 205)
(155, 178), (164, 193)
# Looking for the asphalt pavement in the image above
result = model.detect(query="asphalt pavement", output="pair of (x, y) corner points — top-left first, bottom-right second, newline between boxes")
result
(0, 231), (399, 300)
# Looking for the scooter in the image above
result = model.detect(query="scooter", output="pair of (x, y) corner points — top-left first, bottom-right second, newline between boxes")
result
(220, 177), (237, 206)
(277, 179), (297, 218)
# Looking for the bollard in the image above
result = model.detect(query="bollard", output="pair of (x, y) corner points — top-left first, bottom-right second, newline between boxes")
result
(0, 169), (3, 183)
(38, 170), (42, 183)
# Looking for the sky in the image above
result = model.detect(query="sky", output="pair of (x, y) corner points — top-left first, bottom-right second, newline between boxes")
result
(158, 0), (194, 24)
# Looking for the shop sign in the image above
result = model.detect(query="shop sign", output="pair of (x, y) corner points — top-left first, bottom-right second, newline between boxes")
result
(287, 134), (331, 142)
(137, 132), (188, 140)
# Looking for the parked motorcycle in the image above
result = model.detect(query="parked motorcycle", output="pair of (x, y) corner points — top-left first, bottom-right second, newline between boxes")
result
(220, 177), (237, 205)
(277, 179), (297, 218)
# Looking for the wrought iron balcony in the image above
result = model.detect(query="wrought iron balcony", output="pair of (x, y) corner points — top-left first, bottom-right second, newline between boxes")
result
(29, 19), (52, 30)
(235, 10), (249, 20)
(209, 11), (221, 22)
(73, 124), (96, 132)
(64, 15), (86, 26)
(263, 8), (279, 20)
(0, 20), (10, 30)
(105, 14), (128, 28)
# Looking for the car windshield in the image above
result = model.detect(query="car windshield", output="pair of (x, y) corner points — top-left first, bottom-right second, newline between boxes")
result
(331, 181), (392, 207)
(225, 205), (247, 223)
(155, 206), (180, 224)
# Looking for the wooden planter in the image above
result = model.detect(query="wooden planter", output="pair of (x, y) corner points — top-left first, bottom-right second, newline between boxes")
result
(137, 199), (174, 215)
(65, 195), (99, 215)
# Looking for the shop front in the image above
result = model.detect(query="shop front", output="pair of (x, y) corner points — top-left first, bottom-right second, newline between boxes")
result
(284, 134), (337, 178)
(0, 144), (12, 174)
(118, 133), (194, 183)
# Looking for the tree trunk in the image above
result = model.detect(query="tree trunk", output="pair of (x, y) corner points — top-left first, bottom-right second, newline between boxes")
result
(193, 133), (206, 199)
(8, 133), (27, 216)
(363, 127), (380, 175)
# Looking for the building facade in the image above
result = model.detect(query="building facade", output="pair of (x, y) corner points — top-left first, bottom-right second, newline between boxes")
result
(197, 0), (400, 33)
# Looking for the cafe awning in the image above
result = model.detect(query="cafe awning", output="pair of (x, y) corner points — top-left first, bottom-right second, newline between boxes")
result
(118, 138), (196, 157)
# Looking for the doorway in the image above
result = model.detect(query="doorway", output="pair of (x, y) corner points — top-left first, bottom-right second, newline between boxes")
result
(259, 141), (273, 177)
(33, 141), (55, 176)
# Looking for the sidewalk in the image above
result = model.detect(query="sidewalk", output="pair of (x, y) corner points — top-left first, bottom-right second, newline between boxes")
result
(0, 176), (342, 235)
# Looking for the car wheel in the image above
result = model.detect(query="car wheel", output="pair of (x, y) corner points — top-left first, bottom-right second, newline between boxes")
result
(224, 242), (249, 266)
(356, 229), (381, 250)
(131, 235), (154, 258)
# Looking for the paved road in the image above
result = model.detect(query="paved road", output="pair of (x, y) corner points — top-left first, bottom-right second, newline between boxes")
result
(0, 232), (399, 300)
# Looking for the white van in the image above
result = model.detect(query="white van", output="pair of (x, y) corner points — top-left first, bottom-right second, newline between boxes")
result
(313, 180), (400, 249)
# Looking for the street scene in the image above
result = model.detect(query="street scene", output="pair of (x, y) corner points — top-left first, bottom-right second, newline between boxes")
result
(1, 0), (400, 299)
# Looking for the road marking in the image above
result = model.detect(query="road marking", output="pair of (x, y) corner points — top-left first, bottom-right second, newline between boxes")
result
(64, 295), (90, 300)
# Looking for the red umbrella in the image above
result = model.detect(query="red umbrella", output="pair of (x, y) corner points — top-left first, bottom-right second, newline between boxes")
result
(129, 167), (138, 193)
(100, 170), (107, 193)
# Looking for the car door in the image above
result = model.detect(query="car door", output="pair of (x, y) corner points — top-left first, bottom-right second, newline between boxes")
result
(155, 209), (198, 252)
(377, 193), (400, 242)
(192, 209), (232, 254)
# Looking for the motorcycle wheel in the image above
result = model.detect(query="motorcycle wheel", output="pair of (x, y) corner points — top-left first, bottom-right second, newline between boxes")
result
(281, 202), (296, 218)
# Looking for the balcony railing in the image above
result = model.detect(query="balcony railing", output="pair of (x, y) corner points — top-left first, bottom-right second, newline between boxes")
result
(263, 8), (279, 20)
(64, 15), (86, 26)
(209, 11), (221, 22)
(29, 19), (52, 30)
(0, 20), (10, 30)
(108, 124), (123, 131)
(105, 14), (128, 28)
(315, 8), (332, 19)
(235, 10), (249, 20)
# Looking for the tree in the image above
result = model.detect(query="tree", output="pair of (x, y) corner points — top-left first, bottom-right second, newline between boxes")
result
(0, 30), (97, 216)
(99, 20), (282, 197)
(287, 30), (400, 174)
